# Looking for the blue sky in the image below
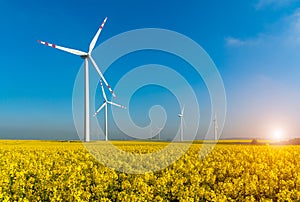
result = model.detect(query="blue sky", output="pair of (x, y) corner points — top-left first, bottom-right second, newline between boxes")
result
(0, 0), (300, 140)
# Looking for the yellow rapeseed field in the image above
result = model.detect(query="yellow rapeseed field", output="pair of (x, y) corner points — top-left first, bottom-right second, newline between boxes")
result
(0, 140), (300, 201)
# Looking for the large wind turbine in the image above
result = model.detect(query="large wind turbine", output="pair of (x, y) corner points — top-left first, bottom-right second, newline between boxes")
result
(93, 80), (126, 141)
(178, 106), (185, 141)
(38, 17), (116, 142)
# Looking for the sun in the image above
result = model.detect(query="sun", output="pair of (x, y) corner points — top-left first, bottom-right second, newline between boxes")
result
(273, 129), (284, 140)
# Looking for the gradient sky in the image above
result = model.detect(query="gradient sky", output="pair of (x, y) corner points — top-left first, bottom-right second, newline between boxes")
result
(0, 0), (300, 140)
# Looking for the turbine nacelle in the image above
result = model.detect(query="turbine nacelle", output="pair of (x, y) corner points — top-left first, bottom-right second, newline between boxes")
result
(80, 54), (89, 59)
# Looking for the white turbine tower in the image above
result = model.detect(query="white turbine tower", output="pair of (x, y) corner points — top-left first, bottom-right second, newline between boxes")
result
(157, 127), (163, 140)
(152, 127), (163, 140)
(178, 106), (185, 141)
(214, 113), (218, 141)
(38, 17), (116, 142)
(93, 80), (126, 141)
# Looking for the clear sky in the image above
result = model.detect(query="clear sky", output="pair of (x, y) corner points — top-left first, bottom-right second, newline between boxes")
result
(0, 0), (300, 140)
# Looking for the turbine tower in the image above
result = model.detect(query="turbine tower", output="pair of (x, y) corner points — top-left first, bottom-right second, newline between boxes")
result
(38, 17), (116, 142)
(157, 127), (163, 140)
(178, 106), (184, 141)
(94, 80), (126, 141)
(214, 113), (218, 141)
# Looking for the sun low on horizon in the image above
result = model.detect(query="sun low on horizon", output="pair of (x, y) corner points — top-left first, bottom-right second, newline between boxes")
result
(272, 129), (283, 140)
(269, 125), (288, 141)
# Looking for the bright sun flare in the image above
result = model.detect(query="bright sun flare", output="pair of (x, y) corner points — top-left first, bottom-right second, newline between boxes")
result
(273, 129), (284, 140)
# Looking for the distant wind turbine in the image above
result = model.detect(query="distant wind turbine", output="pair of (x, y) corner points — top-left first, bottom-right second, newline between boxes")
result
(178, 106), (185, 141)
(214, 113), (218, 141)
(38, 17), (116, 142)
(157, 127), (163, 140)
(93, 80), (126, 141)
(152, 127), (163, 140)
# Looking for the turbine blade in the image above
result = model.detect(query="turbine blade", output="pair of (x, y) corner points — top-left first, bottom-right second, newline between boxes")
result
(93, 102), (106, 117)
(181, 105), (185, 115)
(88, 17), (108, 54)
(107, 101), (126, 109)
(89, 56), (116, 98)
(37, 40), (87, 56)
(100, 80), (107, 101)
(182, 117), (186, 128)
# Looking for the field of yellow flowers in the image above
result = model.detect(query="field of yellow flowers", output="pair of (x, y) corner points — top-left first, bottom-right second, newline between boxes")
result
(0, 140), (300, 201)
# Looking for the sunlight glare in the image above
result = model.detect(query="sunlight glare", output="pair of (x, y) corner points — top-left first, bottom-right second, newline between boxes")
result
(273, 129), (284, 140)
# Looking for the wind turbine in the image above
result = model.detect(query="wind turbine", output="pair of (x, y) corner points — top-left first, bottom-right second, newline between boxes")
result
(93, 80), (126, 141)
(214, 113), (218, 141)
(178, 106), (185, 141)
(157, 127), (163, 140)
(150, 127), (163, 140)
(38, 17), (116, 142)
